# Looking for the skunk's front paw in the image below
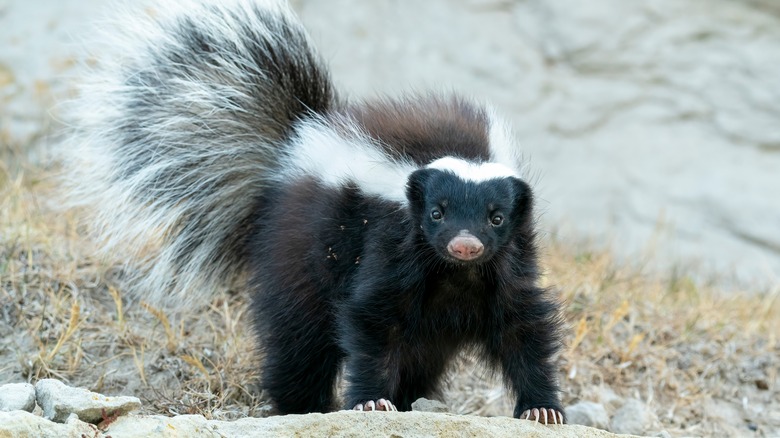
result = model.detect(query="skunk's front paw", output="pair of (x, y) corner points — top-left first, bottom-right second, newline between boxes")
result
(520, 407), (564, 424)
(352, 398), (396, 412)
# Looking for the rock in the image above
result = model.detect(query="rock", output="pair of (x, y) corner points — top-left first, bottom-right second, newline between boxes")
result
(0, 409), (646, 438)
(611, 399), (657, 435)
(565, 401), (609, 430)
(0, 383), (36, 412)
(34, 379), (141, 424)
(703, 398), (742, 420)
(0, 410), (96, 438)
(104, 411), (644, 438)
(702, 398), (750, 437)
(593, 386), (624, 411)
(411, 397), (449, 413)
(507, 0), (780, 288)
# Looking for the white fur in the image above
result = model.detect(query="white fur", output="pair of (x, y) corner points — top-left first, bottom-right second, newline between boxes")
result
(282, 115), (526, 204)
(281, 119), (419, 203)
(486, 107), (528, 178)
(426, 156), (519, 182)
(63, 0), (308, 306)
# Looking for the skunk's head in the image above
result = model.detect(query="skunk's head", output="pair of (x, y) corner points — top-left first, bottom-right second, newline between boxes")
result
(406, 157), (532, 264)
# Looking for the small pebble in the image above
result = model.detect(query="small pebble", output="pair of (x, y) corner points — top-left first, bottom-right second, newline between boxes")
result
(565, 401), (609, 430)
(0, 383), (36, 412)
(35, 379), (141, 424)
(611, 399), (656, 435)
(411, 398), (449, 413)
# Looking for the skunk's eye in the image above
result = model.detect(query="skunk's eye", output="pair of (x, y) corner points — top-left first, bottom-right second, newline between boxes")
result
(431, 209), (443, 220)
(491, 215), (504, 226)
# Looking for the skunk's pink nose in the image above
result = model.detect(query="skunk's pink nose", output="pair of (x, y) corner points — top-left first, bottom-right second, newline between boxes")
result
(447, 234), (484, 261)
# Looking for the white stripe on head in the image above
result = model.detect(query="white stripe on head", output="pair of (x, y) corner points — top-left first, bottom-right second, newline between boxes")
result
(426, 156), (519, 182)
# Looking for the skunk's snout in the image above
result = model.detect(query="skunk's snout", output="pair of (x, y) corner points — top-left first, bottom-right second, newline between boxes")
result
(447, 231), (484, 261)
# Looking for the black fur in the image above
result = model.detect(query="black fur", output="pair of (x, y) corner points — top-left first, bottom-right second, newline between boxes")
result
(251, 168), (564, 417)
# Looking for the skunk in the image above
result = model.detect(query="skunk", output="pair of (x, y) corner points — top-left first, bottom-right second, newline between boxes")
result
(66, 0), (565, 423)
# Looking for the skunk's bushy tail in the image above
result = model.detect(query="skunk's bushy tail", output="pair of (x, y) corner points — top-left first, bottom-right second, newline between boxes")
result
(65, 0), (335, 304)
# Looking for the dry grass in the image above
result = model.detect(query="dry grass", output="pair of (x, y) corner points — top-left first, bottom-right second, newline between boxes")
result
(1, 161), (778, 436)
(0, 163), (263, 419)
(543, 242), (779, 436)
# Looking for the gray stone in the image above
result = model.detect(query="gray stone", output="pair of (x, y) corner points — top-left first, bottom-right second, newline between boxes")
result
(34, 379), (141, 424)
(703, 398), (743, 420)
(411, 397), (449, 413)
(593, 386), (624, 411)
(611, 399), (657, 435)
(104, 411), (644, 438)
(702, 398), (751, 437)
(566, 401), (610, 430)
(0, 383), (36, 412)
(0, 407), (647, 438)
(0, 410), (96, 437)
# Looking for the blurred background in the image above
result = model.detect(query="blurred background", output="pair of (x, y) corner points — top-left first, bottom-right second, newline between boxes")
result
(2, 0), (778, 291)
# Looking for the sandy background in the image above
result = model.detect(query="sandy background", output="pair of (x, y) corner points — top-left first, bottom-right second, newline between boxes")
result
(2, 0), (779, 290)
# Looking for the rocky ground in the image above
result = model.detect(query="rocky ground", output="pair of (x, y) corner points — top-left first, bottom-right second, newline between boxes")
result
(1, 0), (779, 437)
(1, 381), (638, 437)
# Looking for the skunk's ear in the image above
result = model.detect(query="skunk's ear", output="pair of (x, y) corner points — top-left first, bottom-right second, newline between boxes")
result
(510, 177), (533, 221)
(406, 168), (433, 216)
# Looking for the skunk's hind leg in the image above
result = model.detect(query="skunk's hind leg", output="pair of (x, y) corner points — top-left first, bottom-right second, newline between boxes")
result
(252, 280), (344, 414)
